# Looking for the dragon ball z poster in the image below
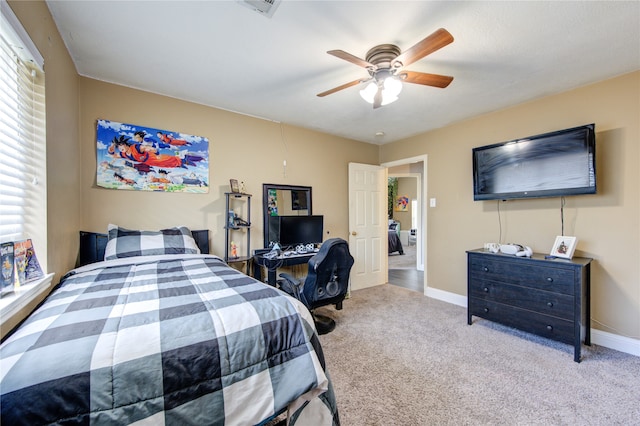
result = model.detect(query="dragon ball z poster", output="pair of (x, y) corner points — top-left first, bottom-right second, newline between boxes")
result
(96, 119), (209, 192)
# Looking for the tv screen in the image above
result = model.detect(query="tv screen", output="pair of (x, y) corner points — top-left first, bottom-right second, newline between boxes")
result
(472, 124), (596, 201)
(269, 215), (324, 247)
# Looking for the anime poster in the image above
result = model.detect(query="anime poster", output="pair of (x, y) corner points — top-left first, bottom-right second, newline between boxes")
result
(96, 119), (209, 192)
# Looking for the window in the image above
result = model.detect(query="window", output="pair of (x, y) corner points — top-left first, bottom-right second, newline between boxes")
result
(0, 0), (47, 260)
(0, 0), (49, 332)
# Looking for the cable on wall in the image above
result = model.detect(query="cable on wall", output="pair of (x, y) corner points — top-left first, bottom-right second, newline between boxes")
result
(497, 199), (504, 244)
(280, 122), (288, 178)
(560, 196), (566, 236)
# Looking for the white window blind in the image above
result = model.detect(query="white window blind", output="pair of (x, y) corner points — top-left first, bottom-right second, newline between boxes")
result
(0, 0), (47, 266)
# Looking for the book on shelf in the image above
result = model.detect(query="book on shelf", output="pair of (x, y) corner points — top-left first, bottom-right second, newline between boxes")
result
(14, 239), (44, 286)
(1, 241), (15, 296)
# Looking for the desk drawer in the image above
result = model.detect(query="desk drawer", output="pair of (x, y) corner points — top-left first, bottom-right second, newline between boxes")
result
(469, 255), (574, 295)
(469, 298), (574, 344)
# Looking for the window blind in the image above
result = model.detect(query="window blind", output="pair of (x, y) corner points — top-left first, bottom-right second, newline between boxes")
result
(0, 1), (46, 259)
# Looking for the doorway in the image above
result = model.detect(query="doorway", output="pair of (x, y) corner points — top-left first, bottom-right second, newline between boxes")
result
(383, 156), (427, 294)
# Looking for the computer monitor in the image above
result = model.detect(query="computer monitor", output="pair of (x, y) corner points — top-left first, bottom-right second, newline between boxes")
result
(269, 215), (324, 248)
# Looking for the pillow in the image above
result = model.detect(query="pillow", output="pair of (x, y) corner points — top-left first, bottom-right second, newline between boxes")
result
(104, 225), (201, 260)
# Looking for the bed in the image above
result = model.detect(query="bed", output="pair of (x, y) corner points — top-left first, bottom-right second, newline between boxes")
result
(1, 225), (339, 425)
(388, 223), (404, 255)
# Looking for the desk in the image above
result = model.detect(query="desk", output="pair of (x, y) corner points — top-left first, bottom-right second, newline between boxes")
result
(253, 252), (315, 286)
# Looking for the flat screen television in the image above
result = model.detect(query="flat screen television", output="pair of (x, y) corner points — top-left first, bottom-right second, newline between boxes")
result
(268, 215), (324, 247)
(472, 124), (596, 201)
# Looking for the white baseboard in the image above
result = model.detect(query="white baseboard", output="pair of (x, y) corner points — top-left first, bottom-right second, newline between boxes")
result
(425, 286), (640, 358)
(425, 286), (467, 307)
(591, 328), (640, 357)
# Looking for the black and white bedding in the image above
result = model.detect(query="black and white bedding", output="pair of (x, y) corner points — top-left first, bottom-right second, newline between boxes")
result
(388, 230), (404, 255)
(1, 229), (339, 425)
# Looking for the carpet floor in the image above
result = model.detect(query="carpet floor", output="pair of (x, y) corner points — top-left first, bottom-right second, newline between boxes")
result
(317, 284), (640, 425)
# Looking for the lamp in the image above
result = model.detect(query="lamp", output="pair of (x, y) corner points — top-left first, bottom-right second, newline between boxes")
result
(359, 74), (403, 106)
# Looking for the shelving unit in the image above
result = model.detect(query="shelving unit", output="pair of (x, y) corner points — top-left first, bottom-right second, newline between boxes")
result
(224, 192), (251, 273)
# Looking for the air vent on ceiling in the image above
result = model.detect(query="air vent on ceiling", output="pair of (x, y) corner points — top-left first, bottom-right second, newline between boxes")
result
(237, 0), (281, 18)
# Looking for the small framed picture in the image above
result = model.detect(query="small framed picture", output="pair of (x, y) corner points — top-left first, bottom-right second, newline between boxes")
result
(229, 179), (240, 193)
(550, 236), (577, 259)
(395, 195), (409, 211)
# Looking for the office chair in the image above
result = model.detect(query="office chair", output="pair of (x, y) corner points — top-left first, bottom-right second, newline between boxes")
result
(279, 238), (354, 335)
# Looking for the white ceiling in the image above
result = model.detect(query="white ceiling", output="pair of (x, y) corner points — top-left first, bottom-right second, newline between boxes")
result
(45, 1), (640, 145)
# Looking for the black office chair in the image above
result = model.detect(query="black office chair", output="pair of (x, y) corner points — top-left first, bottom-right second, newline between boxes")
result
(278, 238), (354, 335)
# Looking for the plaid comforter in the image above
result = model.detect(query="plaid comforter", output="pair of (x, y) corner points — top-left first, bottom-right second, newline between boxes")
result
(1, 254), (339, 425)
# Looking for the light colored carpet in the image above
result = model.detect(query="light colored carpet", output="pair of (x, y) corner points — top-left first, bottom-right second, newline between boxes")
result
(317, 284), (640, 425)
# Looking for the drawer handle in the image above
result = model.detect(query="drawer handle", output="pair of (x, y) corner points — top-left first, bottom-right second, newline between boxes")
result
(483, 267), (489, 272)
(547, 302), (554, 308)
(546, 277), (553, 282)
(546, 325), (553, 331)
(483, 308), (489, 313)
(483, 287), (489, 292)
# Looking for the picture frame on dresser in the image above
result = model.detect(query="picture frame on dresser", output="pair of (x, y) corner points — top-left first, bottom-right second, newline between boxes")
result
(550, 235), (577, 259)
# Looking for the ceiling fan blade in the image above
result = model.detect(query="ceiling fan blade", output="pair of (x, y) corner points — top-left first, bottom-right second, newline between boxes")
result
(317, 79), (366, 97)
(401, 71), (454, 88)
(327, 50), (374, 69)
(392, 28), (454, 68)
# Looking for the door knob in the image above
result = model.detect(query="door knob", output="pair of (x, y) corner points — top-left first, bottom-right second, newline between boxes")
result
(351, 231), (357, 236)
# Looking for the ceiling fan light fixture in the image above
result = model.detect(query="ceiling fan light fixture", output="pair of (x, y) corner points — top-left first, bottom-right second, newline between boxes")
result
(383, 75), (402, 97)
(359, 81), (378, 103)
(359, 75), (402, 106)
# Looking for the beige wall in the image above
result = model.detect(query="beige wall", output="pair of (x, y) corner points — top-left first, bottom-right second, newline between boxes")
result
(380, 71), (640, 339)
(78, 78), (378, 257)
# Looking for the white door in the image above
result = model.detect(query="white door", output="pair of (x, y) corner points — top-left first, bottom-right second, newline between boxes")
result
(348, 163), (387, 290)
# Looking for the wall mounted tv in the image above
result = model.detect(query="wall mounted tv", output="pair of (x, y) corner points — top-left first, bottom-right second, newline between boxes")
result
(472, 124), (596, 201)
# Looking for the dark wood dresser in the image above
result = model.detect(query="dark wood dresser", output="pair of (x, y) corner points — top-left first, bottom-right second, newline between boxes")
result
(467, 249), (592, 362)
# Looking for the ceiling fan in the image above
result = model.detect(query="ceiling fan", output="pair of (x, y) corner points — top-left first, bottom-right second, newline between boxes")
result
(317, 28), (454, 109)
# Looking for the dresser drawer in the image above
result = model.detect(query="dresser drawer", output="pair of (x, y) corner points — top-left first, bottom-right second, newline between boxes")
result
(469, 254), (575, 295)
(469, 279), (574, 320)
(469, 298), (574, 344)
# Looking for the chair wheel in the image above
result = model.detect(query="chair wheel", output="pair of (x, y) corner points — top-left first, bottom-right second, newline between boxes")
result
(314, 314), (336, 335)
